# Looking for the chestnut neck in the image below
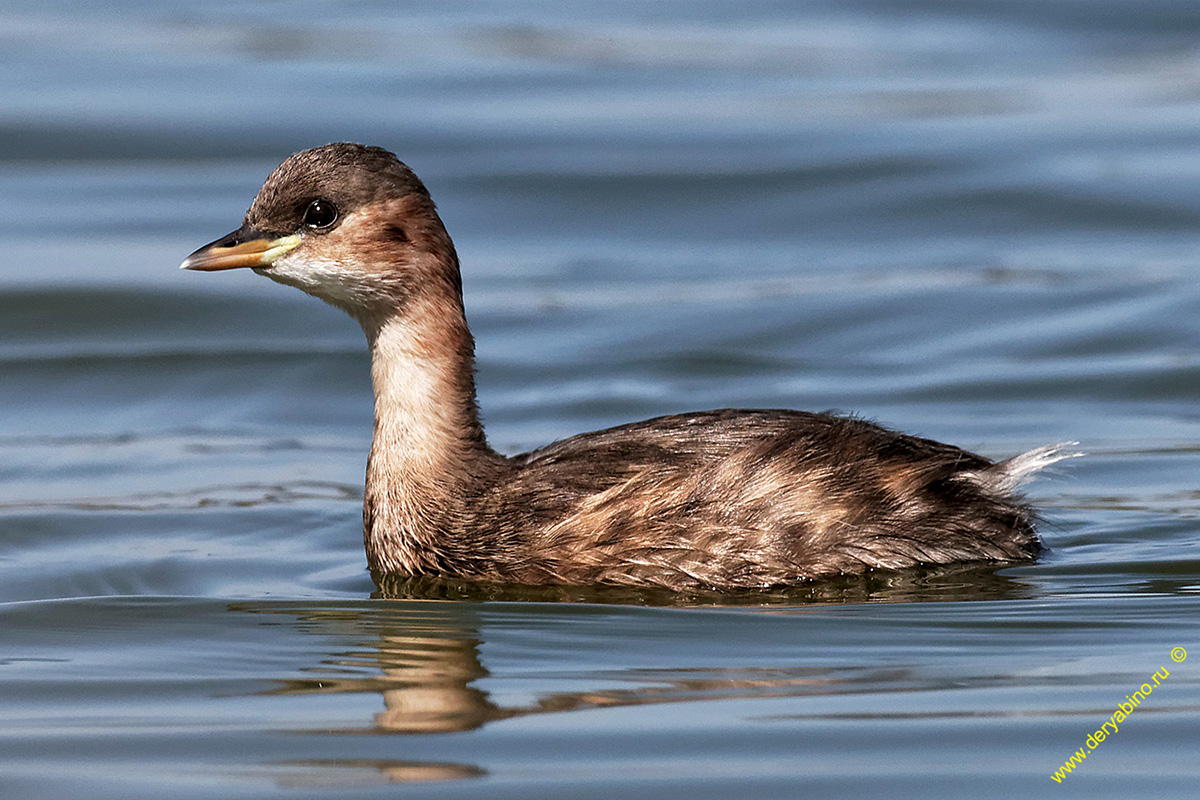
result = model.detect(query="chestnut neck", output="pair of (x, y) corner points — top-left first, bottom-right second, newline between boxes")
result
(357, 264), (505, 575)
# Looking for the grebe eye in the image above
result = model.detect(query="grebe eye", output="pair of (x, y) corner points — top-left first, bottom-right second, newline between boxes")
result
(302, 199), (338, 230)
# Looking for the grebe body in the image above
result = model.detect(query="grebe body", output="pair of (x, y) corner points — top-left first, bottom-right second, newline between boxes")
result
(182, 143), (1069, 590)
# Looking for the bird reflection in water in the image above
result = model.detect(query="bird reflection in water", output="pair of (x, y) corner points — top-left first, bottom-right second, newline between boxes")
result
(230, 567), (1033, 785)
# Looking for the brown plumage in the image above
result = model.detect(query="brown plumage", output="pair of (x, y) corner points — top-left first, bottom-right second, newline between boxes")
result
(182, 142), (1072, 591)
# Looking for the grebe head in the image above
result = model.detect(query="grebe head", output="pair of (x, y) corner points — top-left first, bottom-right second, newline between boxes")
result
(180, 143), (461, 323)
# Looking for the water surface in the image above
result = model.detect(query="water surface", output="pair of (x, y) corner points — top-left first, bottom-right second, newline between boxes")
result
(1, 1), (1198, 797)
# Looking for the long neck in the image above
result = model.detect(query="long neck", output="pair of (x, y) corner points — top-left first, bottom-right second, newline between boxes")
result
(360, 292), (504, 575)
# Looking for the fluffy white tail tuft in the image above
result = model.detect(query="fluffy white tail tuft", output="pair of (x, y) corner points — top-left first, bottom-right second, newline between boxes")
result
(979, 442), (1082, 495)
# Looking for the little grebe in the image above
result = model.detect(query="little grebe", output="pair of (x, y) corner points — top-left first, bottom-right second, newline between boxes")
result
(182, 143), (1071, 590)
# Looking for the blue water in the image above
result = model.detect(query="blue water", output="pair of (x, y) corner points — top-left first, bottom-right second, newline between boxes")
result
(1, 1), (1198, 797)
